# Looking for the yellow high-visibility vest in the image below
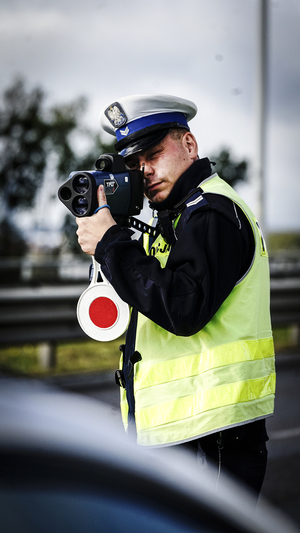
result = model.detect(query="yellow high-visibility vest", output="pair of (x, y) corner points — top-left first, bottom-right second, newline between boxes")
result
(120, 174), (275, 447)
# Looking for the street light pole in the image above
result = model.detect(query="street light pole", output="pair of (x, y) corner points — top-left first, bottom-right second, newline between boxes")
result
(256, 0), (269, 235)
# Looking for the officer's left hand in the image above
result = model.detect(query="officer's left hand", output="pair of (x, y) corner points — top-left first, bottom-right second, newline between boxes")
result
(76, 185), (116, 255)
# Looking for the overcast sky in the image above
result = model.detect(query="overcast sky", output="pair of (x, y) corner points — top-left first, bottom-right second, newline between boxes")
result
(1, 0), (300, 236)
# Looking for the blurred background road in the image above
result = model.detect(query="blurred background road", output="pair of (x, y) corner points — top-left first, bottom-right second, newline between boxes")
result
(261, 353), (300, 525)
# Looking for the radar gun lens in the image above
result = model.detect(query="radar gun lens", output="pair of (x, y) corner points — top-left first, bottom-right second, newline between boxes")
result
(74, 174), (90, 194)
(73, 196), (89, 215)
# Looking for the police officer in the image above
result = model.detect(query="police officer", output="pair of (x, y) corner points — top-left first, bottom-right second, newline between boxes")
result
(76, 94), (276, 496)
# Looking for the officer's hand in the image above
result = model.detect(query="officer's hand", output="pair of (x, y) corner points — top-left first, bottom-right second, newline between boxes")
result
(76, 185), (116, 255)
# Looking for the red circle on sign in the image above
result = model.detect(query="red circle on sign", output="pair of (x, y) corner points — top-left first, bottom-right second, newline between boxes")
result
(89, 297), (118, 329)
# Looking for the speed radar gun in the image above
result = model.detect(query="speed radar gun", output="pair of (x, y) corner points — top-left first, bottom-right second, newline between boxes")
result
(58, 153), (146, 342)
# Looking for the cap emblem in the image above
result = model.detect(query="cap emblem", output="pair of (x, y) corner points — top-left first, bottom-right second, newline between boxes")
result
(105, 102), (127, 128)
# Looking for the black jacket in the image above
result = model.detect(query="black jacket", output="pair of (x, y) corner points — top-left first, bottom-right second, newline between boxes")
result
(95, 158), (254, 336)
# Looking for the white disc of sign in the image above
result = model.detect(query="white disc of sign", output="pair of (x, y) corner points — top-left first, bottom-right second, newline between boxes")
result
(77, 257), (130, 342)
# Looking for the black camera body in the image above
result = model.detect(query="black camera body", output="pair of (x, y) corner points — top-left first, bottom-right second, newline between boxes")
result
(58, 154), (144, 218)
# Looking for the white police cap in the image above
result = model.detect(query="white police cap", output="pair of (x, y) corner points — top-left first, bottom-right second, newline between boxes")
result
(99, 94), (197, 157)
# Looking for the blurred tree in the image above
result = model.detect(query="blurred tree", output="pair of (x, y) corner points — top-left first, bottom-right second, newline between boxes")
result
(0, 77), (86, 214)
(0, 77), (115, 258)
(209, 148), (248, 188)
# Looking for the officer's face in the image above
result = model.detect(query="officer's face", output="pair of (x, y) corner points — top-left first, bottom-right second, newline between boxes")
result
(125, 132), (198, 203)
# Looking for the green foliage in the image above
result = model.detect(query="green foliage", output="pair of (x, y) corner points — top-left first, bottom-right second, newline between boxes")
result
(0, 338), (123, 376)
(210, 148), (248, 187)
(0, 77), (86, 213)
(0, 77), (115, 258)
(0, 79), (48, 211)
(268, 233), (300, 252)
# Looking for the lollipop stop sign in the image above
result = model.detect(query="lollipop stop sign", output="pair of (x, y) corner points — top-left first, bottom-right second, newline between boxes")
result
(77, 257), (130, 342)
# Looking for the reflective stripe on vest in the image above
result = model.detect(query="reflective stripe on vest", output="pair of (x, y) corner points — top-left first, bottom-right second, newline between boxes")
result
(124, 175), (275, 446)
(134, 338), (274, 392)
(136, 373), (275, 432)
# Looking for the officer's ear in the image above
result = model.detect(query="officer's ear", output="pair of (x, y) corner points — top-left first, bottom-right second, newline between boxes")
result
(183, 132), (198, 160)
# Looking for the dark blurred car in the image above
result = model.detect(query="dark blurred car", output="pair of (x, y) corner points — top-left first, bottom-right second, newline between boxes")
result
(0, 377), (298, 533)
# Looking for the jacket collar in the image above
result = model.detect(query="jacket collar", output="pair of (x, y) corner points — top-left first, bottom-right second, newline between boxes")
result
(149, 157), (212, 212)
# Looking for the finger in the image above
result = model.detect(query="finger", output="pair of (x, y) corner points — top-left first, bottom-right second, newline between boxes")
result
(97, 184), (107, 207)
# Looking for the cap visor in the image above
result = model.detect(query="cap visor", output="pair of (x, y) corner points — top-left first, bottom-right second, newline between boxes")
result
(118, 129), (171, 158)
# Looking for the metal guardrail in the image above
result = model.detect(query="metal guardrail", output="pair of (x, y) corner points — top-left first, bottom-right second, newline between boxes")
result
(0, 277), (299, 348)
(0, 284), (87, 346)
(269, 277), (300, 327)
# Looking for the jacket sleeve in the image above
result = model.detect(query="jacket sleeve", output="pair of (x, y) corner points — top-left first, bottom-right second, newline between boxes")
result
(94, 202), (251, 336)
